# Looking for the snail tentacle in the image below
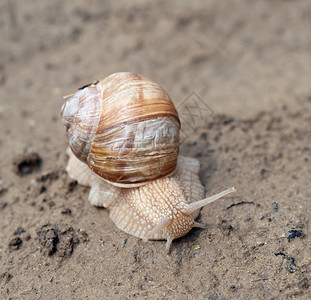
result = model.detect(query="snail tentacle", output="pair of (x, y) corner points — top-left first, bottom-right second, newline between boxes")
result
(165, 236), (173, 254)
(143, 217), (172, 241)
(184, 187), (237, 215)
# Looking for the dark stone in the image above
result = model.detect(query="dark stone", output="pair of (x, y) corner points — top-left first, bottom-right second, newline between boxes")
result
(36, 223), (88, 258)
(287, 230), (303, 243)
(8, 237), (23, 250)
(61, 208), (72, 215)
(13, 151), (42, 176)
(272, 202), (278, 212)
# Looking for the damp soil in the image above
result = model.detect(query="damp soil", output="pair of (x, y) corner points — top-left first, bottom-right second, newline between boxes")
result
(0, 1), (311, 299)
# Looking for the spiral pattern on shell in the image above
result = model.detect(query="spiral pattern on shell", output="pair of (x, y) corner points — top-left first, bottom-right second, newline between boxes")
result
(61, 72), (180, 187)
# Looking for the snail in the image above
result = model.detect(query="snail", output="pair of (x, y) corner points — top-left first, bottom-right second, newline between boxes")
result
(61, 72), (236, 253)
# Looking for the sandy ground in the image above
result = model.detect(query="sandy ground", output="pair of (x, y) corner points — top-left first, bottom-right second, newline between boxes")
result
(0, 0), (311, 299)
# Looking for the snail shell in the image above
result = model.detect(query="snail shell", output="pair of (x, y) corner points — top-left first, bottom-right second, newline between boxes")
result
(61, 72), (180, 187)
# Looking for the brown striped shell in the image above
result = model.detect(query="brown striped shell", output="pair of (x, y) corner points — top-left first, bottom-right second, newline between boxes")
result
(61, 72), (180, 187)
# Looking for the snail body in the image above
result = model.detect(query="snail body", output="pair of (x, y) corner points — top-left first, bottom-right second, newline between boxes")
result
(61, 72), (236, 252)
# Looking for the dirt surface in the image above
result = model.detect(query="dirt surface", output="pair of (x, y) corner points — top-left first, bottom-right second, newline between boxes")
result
(1, 1), (311, 299)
